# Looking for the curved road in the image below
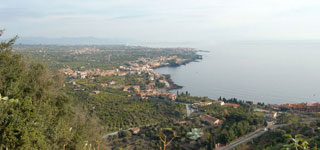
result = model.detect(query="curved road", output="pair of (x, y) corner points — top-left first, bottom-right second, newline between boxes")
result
(219, 129), (267, 150)
(219, 123), (295, 150)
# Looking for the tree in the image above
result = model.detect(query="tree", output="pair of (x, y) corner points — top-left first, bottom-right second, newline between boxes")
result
(158, 129), (177, 150)
(264, 121), (268, 127)
(0, 30), (81, 149)
(0, 30), (48, 149)
(0, 95), (47, 149)
(207, 134), (216, 150)
(118, 130), (132, 138)
(0, 30), (17, 51)
(282, 134), (309, 150)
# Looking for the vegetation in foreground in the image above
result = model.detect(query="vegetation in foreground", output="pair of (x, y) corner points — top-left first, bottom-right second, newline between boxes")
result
(1, 30), (319, 150)
(241, 121), (320, 150)
(0, 30), (106, 149)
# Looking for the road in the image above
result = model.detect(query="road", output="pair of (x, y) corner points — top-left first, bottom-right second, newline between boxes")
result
(102, 131), (119, 139)
(219, 123), (297, 150)
(149, 98), (197, 116)
(103, 123), (156, 139)
(219, 128), (267, 150)
(185, 104), (193, 116)
(184, 104), (198, 116)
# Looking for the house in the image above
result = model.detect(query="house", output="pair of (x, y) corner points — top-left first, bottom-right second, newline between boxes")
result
(71, 73), (77, 78)
(123, 86), (132, 92)
(194, 101), (213, 107)
(80, 75), (86, 79)
(118, 72), (127, 76)
(109, 81), (116, 85)
(92, 90), (100, 94)
(145, 85), (153, 92)
(280, 102), (320, 113)
(119, 66), (126, 70)
(213, 100), (225, 106)
(130, 128), (140, 134)
(137, 93), (148, 99)
(168, 93), (177, 101)
(225, 103), (240, 109)
(123, 85), (140, 92)
(200, 114), (223, 126)
(100, 83), (108, 87)
(101, 70), (116, 76)
(132, 85), (140, 92)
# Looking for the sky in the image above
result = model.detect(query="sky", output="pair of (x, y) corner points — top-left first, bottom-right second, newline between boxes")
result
(1, 0), (320, 44)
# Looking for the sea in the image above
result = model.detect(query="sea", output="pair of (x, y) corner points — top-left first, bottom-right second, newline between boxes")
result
(154, 41), (320, 104)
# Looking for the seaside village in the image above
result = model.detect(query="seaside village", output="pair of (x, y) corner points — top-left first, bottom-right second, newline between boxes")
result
(60, 55), (188, 100)
(60, 53), (320, 116)
(60, 53), (320, 133)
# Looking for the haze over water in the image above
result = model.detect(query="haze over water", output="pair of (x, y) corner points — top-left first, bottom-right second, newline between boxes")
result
(155, 41), (320, 104)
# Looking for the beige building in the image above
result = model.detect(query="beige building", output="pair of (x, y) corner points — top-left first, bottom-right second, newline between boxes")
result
(200, 114), (223, 126)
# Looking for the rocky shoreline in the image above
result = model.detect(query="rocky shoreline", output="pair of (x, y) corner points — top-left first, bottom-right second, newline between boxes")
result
(155, 55), (202, 91)
(164, 74), (182, 90)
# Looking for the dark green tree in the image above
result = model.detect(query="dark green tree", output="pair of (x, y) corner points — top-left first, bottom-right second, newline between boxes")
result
(207, 134), (216, 150)
(0, 30), (87, 149)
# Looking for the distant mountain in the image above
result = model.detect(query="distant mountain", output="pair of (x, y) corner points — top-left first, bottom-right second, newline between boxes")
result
(10, 36), (198, 47)
(16, 37), (133, 45)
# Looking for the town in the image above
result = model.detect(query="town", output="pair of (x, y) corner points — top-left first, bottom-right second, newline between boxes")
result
(60, 55), (196, 101)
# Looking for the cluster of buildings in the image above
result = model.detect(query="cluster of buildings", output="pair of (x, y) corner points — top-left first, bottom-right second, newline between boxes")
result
(118, 56), (188, 75)
(136, 91), (177, 100)
(62, 55), (188, 101)
(71, 47), (101, 55)
(60, 68), (119, 79)
(61, 55), (186, 80)
(280, 102), (320, 113)
(111, 56), (190, 100)
(122, 84), (177, 100)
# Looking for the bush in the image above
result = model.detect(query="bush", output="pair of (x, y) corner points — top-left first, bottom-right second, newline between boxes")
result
(118, 130), (132, 138)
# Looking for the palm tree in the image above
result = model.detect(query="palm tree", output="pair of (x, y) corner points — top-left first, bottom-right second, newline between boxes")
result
(282, 134), (309, 150)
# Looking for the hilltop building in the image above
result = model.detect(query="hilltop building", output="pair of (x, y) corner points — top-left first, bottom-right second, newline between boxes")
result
(200, 114), (223, 126)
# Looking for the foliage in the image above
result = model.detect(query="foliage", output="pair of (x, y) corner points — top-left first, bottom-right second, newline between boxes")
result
(176, 92), (211, 103)
(282, 134), (309, 150)
(81, 92), (185, 132)
(0, 31), (105, 149)
(199, 102), (264, 145)
(250, 122), (320, 150)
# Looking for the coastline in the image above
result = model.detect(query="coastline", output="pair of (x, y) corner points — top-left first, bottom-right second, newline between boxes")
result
(164, 74), (182, 90)
(154, 54), (202, 92)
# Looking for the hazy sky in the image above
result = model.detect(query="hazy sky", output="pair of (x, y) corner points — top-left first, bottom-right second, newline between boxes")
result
(1, 0), (320, 43)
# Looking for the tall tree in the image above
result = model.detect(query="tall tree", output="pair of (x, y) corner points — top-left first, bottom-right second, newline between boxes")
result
(207, 134), (216, 150)
(0, 30), (77, 149)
